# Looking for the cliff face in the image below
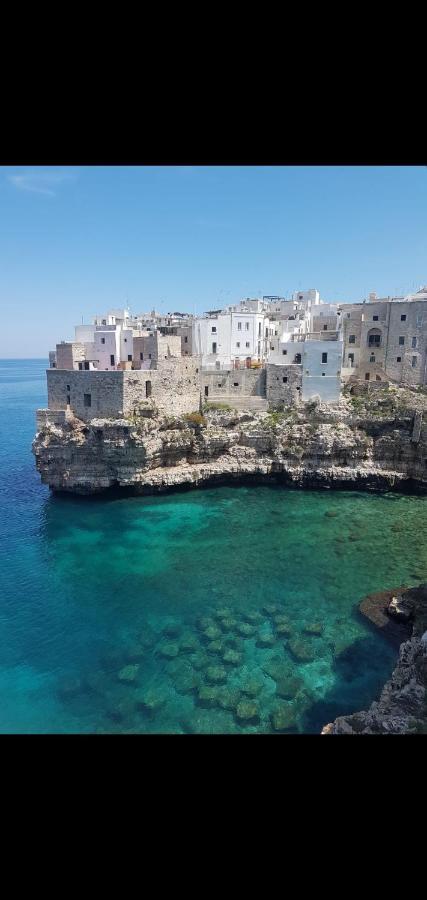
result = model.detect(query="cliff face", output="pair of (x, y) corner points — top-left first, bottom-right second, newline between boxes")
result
(32, 389), (427, 495)
(322, 585), (427, 735)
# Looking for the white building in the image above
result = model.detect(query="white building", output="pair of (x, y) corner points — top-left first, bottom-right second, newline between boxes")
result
(194, 311), (269, 369)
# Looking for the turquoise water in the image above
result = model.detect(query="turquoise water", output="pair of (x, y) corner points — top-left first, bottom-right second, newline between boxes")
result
(1, 359), (427, 733)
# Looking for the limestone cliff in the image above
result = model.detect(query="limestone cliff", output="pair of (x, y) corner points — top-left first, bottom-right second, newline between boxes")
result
(33, 387), (427, 495)
(322, 584), (427, 734)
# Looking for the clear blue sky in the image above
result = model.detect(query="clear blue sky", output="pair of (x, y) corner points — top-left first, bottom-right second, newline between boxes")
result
(0, 165), (426, 357)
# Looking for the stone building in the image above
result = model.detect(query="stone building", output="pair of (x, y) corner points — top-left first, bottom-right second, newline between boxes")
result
(341, 290), (427, 386)
(43, 358), (201, 422)
(132, 332), (182, 368)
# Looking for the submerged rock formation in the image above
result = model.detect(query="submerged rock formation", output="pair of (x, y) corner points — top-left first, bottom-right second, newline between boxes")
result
(322, 584), (427, 734)
(33, 387), (427, 495)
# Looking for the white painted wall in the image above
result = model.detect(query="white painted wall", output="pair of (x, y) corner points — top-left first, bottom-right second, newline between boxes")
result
(94, 326), (121, 370)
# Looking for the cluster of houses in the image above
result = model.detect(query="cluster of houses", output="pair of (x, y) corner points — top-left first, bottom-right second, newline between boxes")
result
(46, 285), (427, 418)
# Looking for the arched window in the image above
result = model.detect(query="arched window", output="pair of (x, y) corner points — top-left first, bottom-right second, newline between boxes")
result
(367, 327), (382, 348)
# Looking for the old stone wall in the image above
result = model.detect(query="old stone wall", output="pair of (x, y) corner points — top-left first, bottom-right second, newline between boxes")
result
(132, 333), (181, 368)
(266, 364), (302, 407)
(46, 359), (202, 422)
(201, 367), (266, 400)
(56, 342), (86, 370)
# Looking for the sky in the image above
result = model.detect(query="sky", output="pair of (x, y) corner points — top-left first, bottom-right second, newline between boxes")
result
(0, 165), (426, 357)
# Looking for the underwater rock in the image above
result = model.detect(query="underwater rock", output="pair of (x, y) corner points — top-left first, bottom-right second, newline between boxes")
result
(262, 655), (292, 682)
(274, 621), (293, 637)
(218, 617), (238, 632)
(262, 604), (280, 616)
(325, 510), (338, 518)
(190, 651), (210, 671)
(275, 675), (303, 700)
(303, 622), (324, 636)
(197, 616), (216, 632)
(174, 668), (200, 695)
(236, 699), (260, 723)
(214, 607), (233, 619)
(288, 638), (316, 663)
(243, 610), (264, 624)
(158, 642), (180, 659)
(205, 665), (228, 684)
(206, 639), (225, 655)
(117, 664), (140, 683)
(270, 702), (298, 732)
(179, 633), (200, 653)
(240, 674), (264, 697)
(217, 686), (242, 711)
(256, 632), (276, 648)
(222, 648), (242, 666)
(237, 623), (257, 637)
(196, 685), (220, 708)
(202, 625), (223, 642)
(57, 677), (84, 701)
(162, 623), (181, 639)
(135, 687), (167, 715)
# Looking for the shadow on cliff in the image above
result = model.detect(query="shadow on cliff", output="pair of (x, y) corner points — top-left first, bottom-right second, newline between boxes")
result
(301, 633), (397, 734)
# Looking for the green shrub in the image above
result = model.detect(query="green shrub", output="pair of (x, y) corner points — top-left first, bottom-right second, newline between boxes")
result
(184, 412), (207, 426)
(203, 402), (232, 412)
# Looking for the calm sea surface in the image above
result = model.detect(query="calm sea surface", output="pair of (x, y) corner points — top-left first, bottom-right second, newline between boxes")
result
(1, 359), (426, 733)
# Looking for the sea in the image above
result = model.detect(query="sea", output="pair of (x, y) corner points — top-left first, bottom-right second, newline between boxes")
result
(1, 358), (426, 733)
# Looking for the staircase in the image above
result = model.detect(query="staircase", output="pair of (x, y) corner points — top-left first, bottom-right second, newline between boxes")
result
(208, 395), (269, 413)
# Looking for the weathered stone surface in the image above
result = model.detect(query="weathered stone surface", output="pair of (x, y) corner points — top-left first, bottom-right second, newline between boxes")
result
(322, 584), (427, 734)
(271, 703), (298, 732)
(135, 687), (167, 714)
(236, 699), (260, 723)
(205, 665), (228, 685)
(222, 648), (242, 666)
(303, 622), (324, 636)
(197, 685), (220, 708)
(288, 638), (316, 663)
(158, 642), (180, 659)
(117, 664), (140, 683)
(33, 389), (427, 496)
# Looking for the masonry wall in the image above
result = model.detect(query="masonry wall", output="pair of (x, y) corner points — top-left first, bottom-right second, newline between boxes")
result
(46, 359), (202, 422)
(201, 367), (266, 398)
(56, 342), (86, 370)
(266, 364), (302, 406)
(385, 301), (427, 385)
(123, 358), (200, 416)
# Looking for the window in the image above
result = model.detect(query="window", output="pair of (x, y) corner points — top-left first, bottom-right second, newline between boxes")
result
(370, 354), (375, 363)
(348, 353), (354, 365)
(140, 352), (143, 360)
(282, 349), (287, 356)
(211, 327), (217, 333)
(245, 342), (250, 348)
(66, 384), (70, 391)
(347, 313), (350, 319)
(78, 362), (83, 370)
(146, 381), (152, 398)
(101, 337), (105, 344)
(236, 342), (240, 348)
(283, 377), (288, 383)
(365, 373), (370, 381)
(399, 336), (405, 345)
(110, 355), (115, 366)
(148, 353), (152, 359)
(321, 373), (326, 376)
(128, 355), (132, 362)
(238, 322), (242, 331)
(349, 335), (355, 344)
(66, 394), (70, 404)
(102, 319), (106, 326)
(124, 338), (127, 343)
(84, 393), (92, 407)
(212, 342), (217, 354)
(233, 382), (239, 387)
(294, 353), (302, 364)
(245, 322), (249, 331)
(373, 315), (378, 321)
(397, 356), (401, 362)
(204, 386), (209, 397)
(258, 323), (261, 336)
(84, 361), (90, 370)
(322, 352), (328, 363)
(412, 356), (417, 368)
(412, 337), (417, 348)
(401, 314), (406, 321)
(368, 334), (381, 347)
(184, 337), (188, 343)
(323, 324), (327, 330)
(217, 383), (222, 388)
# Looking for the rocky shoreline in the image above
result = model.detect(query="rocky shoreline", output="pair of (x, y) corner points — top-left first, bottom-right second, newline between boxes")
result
(322, 584), (427, 734)
(33, 388), (427, 496)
